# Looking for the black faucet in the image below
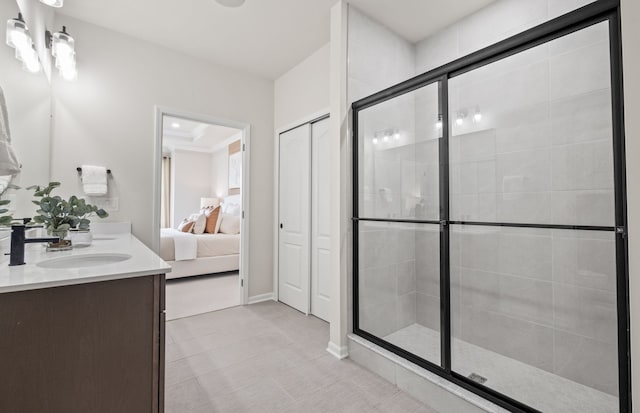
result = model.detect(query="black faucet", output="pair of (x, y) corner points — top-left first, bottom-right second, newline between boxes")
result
(9, 224), (60, 266)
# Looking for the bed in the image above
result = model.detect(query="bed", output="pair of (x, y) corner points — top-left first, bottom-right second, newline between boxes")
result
(160, 195), (241, 279)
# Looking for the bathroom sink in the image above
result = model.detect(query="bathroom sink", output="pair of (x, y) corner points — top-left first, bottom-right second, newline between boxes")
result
(36, 253), (132, 269)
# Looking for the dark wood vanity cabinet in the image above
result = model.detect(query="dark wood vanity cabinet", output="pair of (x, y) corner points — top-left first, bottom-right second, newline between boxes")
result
(0, 275), (166, 413)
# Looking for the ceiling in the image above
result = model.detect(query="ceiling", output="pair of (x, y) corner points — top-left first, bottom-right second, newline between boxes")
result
(58, 0), (495, 80)
(58, 0), (336, 79)
(163, 116), (241, 153)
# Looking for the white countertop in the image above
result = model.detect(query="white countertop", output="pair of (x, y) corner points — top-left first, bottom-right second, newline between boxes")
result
(0, 232), (171, 294)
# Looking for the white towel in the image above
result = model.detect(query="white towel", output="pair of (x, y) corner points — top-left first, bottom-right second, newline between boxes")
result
(0, 86), (21, 176)
(81, 165), (108, 196)
(172, 231), (197, 261)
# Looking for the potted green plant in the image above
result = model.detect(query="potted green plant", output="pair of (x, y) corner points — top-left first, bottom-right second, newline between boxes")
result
(67, 195), (109, 247)
(0, 199), (14, 227)
(28, 182), (109, 251)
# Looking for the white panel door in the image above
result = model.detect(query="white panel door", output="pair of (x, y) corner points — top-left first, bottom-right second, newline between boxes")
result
(278, 124), (311, 314)
(311, 117), (331, 321)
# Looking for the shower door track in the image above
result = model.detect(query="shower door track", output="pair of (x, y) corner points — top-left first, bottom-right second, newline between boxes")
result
(351, 1), (630, 412)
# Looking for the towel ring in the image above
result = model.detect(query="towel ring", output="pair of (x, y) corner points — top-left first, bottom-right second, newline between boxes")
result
(76, 167), (112, 176)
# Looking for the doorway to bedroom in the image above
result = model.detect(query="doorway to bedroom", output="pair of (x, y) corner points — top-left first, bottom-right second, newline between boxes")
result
(155, 110), (249, 321)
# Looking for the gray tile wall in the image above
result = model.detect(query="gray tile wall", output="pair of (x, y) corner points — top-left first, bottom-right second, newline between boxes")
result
(359, 222), (418, 338)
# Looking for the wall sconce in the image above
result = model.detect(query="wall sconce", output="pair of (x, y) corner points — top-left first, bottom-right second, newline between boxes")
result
(435, 114), (443, 130)
(473, 106), (483, 122)
(48, 26), (77, 81)
(455, 110), (467, 126)
(39, 0), (64, 7)
(373, 128), (399, 145)
(5, 13), (41, 74)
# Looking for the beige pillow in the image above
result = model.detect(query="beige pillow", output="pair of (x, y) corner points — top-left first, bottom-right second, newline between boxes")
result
(219, 214), (241, 234)
(190, 213), (207, 234)
(204, 206), (221, 234)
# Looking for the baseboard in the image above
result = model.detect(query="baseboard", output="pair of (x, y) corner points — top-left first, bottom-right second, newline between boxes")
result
(247, 292), (275, 304)
(326, 341), (349, 359)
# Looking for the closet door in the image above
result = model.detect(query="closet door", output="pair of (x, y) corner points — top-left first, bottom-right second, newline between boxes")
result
(311, 117), (331, 321)
(278, 124), (311, 313)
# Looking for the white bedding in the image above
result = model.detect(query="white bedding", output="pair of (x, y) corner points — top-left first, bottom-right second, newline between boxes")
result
(160, 229), (240, 262)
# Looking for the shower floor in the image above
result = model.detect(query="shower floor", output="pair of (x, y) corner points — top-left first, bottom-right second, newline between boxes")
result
(384, 324), (617, 413)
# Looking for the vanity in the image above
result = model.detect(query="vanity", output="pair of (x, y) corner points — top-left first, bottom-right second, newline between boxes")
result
(0, 232), (171, 413)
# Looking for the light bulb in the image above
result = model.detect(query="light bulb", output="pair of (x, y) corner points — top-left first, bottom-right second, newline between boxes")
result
(372, 138), (378, 145)
(9, 30), (29, 50)
(39, 0), (64, 7)
(55, 53), (75, 70)
(435, 121), (443, 129)
(61, 65), (77, 81)
(383, 135), (389, 142)
(474, 113), (482, 122)
(53, 42), (74, 59)
(171, 122), (181, 129)
(456, 117), (464, 126)
(393, 132), (400, 140)
(23, 57), (41, 73)
(18, 46), (40, 73)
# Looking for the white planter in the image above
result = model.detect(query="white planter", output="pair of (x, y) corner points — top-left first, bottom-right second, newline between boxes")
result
(69, 230), (93, 247)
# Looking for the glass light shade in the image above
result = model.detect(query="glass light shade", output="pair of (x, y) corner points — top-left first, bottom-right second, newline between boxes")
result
(39, 0), (64, 7)
(51, 30), (75, 58)
(6, 17), (29, 49)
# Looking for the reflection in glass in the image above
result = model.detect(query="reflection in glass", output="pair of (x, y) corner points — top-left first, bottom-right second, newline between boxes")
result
(449, 22), (614, 227)
(358, 82), (441, 221)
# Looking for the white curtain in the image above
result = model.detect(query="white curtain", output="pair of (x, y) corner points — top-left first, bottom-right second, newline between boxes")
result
(161, 156), (171, 228)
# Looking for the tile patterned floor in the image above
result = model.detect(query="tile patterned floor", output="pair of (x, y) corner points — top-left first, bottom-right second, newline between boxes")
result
(165, 301), (439, 413)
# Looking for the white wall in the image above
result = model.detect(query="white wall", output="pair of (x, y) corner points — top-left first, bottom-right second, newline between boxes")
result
(211, 147), (228, 199)
(50, 15), (275, 297)
(347, 6), (415, 103)
(621, 0), (640, 410)
(274, 43), (330, 130)
(170, 150), (213, 228)
(0, 0), (51, 218)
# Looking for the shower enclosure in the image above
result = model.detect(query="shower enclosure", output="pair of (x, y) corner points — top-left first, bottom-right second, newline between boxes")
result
(352, 2), (629, 413)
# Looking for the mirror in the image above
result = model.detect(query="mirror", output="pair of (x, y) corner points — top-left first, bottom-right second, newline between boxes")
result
(0, 0), (52, 221)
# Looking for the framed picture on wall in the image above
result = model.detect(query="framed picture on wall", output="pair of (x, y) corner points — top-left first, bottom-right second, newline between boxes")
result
(228, 150), (241, 193)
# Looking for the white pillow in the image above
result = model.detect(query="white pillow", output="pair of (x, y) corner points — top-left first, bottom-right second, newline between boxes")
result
(219, 214), (241, 234)
(221, 201), (241, 216)
(214, 211), (224, 234)
(190, 213), (207, 234)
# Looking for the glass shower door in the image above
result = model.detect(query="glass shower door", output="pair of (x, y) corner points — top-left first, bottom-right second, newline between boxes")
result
(356, 81), (443, 366)
(448, 21), (619, 413)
